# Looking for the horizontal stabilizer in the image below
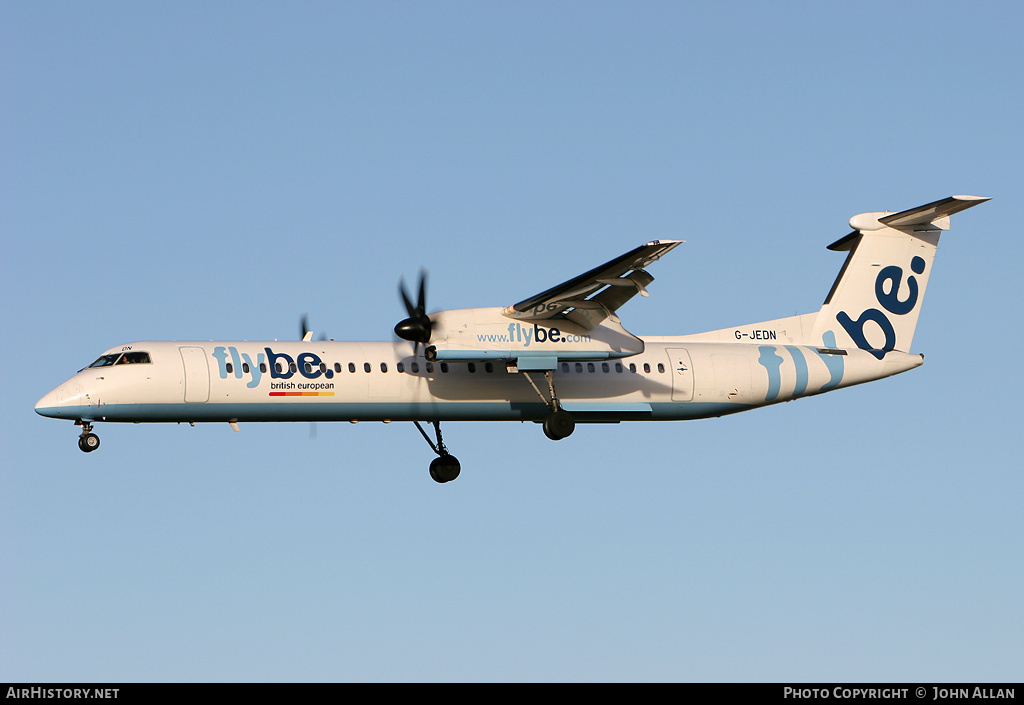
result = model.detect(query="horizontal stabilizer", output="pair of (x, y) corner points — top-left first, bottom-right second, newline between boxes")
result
(832, 194), (991, 250)
(878, 194), (991, 228)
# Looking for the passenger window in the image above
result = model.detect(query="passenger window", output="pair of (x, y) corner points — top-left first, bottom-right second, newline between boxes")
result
(658, 363), (665, 373)
(397, 362), (405, 373)
(226, 363), (233, 374)
(643, 363), (651, 373)
(334, 363), (342, 373)
(243, 363), (250, 374)
(575, 363), (583, 373)
(629, 363), (637, 373)
(485, 363), (493, 373)
(381, 362), (388, 373)
(440, 363), (449, 373)
(426, 362), (434, 373)
(468, 363), (476, 373)
(289, 363), (297, 373)
(348, 362), (356, 373)
(260, 363), (267, 373)
(363, 362), (371, 373)
(615, 363), (623, 373)
(602, 363), (609, 373)
(411, 361), (419, 373)
(320, 363), (327, 374)
(304, 362), (312, 374)
(561, 363), (569, 373)
(276, 362), (284, 373)
(587, 363), (595, 373)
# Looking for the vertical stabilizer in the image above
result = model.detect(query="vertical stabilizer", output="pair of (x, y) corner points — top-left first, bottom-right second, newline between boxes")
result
(813, 195), (989, 358)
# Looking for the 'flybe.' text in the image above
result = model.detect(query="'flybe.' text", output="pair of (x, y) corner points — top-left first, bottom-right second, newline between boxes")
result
(212, 346), (330, 388)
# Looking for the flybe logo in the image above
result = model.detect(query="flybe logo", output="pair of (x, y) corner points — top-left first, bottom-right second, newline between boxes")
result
(211, 346), (332, 389)
(476, 322), (592, 346)
(836, 256), (925, 360)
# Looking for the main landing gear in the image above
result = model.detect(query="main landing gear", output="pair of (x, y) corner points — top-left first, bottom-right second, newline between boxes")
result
(414, 420), (461, 483)
(542, 409), (575, 441)
(522, 369), (576, 441)
(76, 421), (100, 453)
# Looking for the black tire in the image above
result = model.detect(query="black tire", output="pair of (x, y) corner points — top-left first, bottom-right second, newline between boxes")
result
(429, 455), (461, 483)
(78, 433), (100, 453)
(543, 410), (575, 440)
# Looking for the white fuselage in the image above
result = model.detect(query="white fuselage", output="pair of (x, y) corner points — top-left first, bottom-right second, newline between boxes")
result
(35, 337), (922, 426)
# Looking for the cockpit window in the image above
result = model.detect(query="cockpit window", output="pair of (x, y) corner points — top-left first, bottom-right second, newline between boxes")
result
(88, 354), (122, 368)
(87, 351), (152, 368)
(117, 351), (151, 364)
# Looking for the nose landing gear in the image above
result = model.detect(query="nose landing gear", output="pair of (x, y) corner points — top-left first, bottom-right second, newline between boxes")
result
(428, 454), (461, 484)
(76, 421), (100, 453)
(414, 420), (460, 483)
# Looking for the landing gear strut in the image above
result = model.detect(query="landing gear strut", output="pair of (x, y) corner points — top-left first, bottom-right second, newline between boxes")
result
(414, 420), (461, 483)
(76, 421), (100, 453)
(523, 369), (576, 441)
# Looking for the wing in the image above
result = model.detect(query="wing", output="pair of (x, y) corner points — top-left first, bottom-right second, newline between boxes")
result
(502, 239), (683, 330)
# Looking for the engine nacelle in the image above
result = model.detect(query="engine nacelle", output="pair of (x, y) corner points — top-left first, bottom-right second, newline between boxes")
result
(425, 307), (644, 365)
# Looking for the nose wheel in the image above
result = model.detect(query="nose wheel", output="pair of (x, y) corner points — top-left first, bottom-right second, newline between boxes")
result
(428, 454), (461, 483)
(414, 420), (461, 483)
(76, 422), (100, 453)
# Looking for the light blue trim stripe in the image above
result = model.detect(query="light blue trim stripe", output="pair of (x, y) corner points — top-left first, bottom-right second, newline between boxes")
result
(516, 356), (558, 371)
(434, 350), (622, 362)
(36, 400), (752, 423)
(785, 346), (809, 397)
(561, 402), (652, 413)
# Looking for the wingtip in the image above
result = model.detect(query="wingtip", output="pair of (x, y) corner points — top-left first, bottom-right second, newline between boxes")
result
(952, 194), (992, 202)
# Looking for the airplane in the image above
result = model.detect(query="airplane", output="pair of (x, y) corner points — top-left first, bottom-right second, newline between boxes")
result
(36, 195), (989, 483)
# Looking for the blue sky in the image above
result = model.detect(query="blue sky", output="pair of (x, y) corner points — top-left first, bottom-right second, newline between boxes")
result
(2, 1), (1021, 682)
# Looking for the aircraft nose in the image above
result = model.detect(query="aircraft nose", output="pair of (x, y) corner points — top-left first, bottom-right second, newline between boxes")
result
(35, 380), (81, 418)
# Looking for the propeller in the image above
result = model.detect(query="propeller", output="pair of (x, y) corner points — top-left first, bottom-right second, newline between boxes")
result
(300, 313), (327, 341)
(394, 270), (433, 348)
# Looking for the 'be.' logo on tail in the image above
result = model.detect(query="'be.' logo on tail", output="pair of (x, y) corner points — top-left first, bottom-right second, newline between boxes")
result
(836, 256), (926, 360)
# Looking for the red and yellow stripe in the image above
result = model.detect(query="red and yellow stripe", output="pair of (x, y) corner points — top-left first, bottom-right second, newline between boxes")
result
(268, 391), (335, 397)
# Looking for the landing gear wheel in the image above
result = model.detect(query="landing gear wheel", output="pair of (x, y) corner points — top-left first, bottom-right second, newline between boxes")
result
(414, 420), (462, 483)
(543, 409), (576, 441)
(429, 455), (461, 483)
(78, 433), (100, 453)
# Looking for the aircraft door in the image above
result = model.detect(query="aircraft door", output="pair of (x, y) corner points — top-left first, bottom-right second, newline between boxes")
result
(666, 348), (694, 402)
(179, 346), (210, 403)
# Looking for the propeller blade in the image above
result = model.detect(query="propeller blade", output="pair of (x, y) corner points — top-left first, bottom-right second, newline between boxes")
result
(300, 314), (325, 342)
(394, 270), (432, 345)
(417, 270), (427, 315)
(399, 279), (417, 318)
